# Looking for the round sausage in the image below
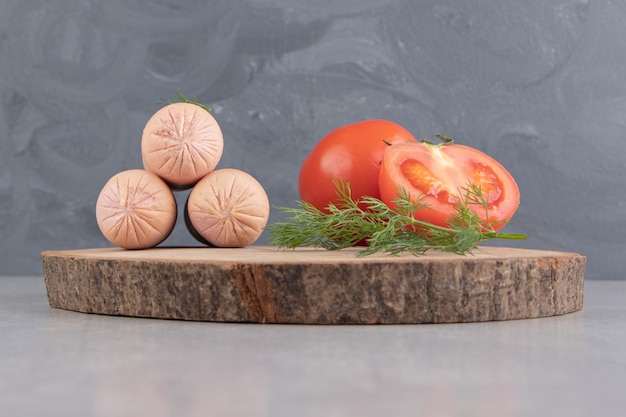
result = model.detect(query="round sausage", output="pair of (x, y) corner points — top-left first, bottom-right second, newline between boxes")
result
(96, 169), (177, 249)
(141, 102), (224, 188)
(186, 168), (270, 247)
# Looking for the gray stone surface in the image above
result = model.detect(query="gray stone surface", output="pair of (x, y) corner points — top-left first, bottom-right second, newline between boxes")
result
(2, 275), (626, 417)
(0, 1), (623, 279)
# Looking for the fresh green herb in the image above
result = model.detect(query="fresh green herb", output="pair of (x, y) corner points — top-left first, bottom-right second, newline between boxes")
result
(267, 180), (525, 257)
(160, 90), (211, 113)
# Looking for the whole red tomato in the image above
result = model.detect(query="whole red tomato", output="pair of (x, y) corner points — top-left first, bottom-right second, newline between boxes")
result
(379, 140), (520, 231)
(299, 119), (416, 212)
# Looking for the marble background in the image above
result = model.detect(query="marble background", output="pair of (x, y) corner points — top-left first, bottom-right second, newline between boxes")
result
(0, 0), (622, 279)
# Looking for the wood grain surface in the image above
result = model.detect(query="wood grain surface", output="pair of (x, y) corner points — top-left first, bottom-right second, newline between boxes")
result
(41, 246), (586, 324)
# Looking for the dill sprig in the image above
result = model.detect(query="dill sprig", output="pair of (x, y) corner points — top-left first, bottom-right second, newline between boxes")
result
(267, 181), (525, 257)
(160, 90), (211, 113)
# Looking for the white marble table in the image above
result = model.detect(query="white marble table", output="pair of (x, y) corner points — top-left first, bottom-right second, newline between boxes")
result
(1, 276), (625, 417)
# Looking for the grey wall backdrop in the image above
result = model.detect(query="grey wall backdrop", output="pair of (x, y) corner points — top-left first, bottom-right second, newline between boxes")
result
(0, 0), (623, 279)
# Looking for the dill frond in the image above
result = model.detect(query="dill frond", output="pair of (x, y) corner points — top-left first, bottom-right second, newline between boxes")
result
(267, 181), (525, 257)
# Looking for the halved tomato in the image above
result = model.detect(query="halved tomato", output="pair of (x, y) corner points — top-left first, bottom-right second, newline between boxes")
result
(379, 141), (520, 230)
(299, 119), (416, 212)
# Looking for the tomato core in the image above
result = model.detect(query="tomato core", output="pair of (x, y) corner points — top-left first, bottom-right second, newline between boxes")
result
(399, 157), (506, 208)
(400, 160), (454, 204)
(471, 163), (503, 204)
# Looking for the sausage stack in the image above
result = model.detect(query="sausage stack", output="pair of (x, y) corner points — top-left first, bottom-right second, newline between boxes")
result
(96, 101), (270, 249)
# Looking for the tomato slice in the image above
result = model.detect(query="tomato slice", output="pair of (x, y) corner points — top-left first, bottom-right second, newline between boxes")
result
(379, 142), (520, 230)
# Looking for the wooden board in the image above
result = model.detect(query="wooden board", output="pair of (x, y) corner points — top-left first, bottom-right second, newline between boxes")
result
(41, 246), (586, 324)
